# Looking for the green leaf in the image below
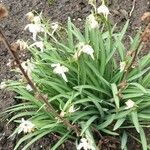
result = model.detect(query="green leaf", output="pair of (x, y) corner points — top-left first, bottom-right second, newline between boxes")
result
(70, 21), (85, 42)
(111, 83), (120, 108)
(139, 127), (147, 150)
(129, 82), (147, 93)
(80, 115), (98, 136)
(98, 114), (115, 129)
(86, 61), (110, 87)
(131, 111), (140, 133)
(8, 111), (36, 123)
(89, 98), (104, 119)
(22, 130), (52, 150)
(115, 37), (125, 60)
(115, 110), (131, 119)
(51, 131), (70, 150)
(113, 118), (125, 131)
(67, 17), (74, 50)
(119, 20), (129, 40)
(72, 111), (98, 123)
(121, 131), (128, 150)
(129, 31), (140, 51)
(74, 85), (111, 97)
(14, 131), (42, 150)
(128, 67), (150, 82)
(122, 93), (144, 99)
(100, 128), (119, 136)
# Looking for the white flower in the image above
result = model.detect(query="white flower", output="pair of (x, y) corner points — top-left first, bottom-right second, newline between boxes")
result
(0, 81), (7, 89)
(51, 63), (69, 82)
(18, 118), (35, 134)
(97, 4), (109, 18)
(74, 43), (94, 60)
(120, 61), (126, 72)
(81, 44), (94, 60)
(68, 105), (79, 113)
(51, 22), (59, 34)
(16, 39), (28, 50)
(87, 14), (99, 29)
(33, 16), (41, 24)
(24, 24), (44, 41)
(26, 84), (33, 91)
(125, 99), (135, 109)
(77, 138), (91, 150)
(30, 41), (44, 52)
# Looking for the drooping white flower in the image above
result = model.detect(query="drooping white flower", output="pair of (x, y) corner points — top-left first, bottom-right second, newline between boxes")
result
(18, 118), (35, 134)
(26, 84), (33, 91)
(51, 63), (69, 82)
(30, 41), (44, 52)
(77, 138), (91, 150)
(0, 81), (7, 89)
(74, 43), (95, 60)
(16, 39), (28, 50)
(24, 24), (44, 41)
(51, 22), (59, 34)
(120, 61), (126, 72)
(87, 14), (99, 29)
(125, 99), (135, 109)
(97, 4), (109, 18)
(81, 44), (94, 60)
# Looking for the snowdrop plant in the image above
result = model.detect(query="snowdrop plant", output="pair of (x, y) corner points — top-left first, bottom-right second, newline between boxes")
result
(1, 2), (150, 150)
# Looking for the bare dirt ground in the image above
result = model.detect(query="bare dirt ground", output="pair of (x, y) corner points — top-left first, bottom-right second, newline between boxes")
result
(0, 0), (150, 149)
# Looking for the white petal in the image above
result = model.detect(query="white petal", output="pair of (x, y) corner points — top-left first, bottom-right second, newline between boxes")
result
(61, 72), (68, 82)
(77, 143), (84, 150)
(87, 14), (99, 29)
(97, 4), (109, 16)
(26, 84), (33, 91)
(31, 41), (44, 52)
(33, 16), (41, 24)
(125, 99), (135, 109)
(0, 82), (7, 89)
(32, 31), (37, 41)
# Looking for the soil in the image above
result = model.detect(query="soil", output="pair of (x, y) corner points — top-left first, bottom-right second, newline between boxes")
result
(0, 0), (150, 149)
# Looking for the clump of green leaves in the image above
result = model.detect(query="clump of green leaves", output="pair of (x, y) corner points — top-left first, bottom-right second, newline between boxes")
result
(1, 2), (150, 150)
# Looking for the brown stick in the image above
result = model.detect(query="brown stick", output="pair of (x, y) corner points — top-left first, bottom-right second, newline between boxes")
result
(122, 39), (142, 81)
(0, 29), (80, 135)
